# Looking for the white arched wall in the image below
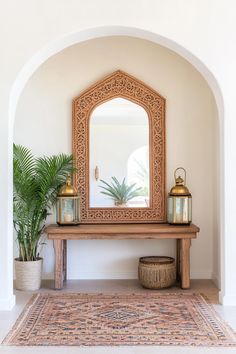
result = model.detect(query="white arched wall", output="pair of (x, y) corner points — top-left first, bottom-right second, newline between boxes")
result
(2, 21), (230, 309)
(14, 36), (219, 286)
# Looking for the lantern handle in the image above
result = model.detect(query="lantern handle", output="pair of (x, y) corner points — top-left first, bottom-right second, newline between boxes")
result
(174, 167), (186, 185)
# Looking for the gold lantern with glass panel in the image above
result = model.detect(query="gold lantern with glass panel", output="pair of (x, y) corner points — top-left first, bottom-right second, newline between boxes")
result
(56, 175), (80, 225)
(167, 167), (192, 224)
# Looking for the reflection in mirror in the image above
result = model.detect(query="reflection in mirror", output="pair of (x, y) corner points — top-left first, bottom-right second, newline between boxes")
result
(89, 97), (149, 208)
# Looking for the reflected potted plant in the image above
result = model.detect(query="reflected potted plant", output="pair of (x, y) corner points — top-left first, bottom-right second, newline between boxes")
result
(99, 177), (142, 207)
(13, 144), (74, 290)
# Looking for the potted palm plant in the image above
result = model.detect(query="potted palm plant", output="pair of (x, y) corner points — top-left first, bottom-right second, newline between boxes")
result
(99, 177), (142, 207)
(13, 144), (74, 290)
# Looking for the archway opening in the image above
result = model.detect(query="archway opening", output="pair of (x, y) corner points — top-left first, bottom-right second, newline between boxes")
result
(6, 27), (223, 309)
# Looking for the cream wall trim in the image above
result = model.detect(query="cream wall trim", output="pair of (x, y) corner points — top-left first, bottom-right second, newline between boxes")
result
(42, 271), (213, 280)
(190, 271), (213, 280)
(68, 271), (213, 280)
(212, 272), (221, 290)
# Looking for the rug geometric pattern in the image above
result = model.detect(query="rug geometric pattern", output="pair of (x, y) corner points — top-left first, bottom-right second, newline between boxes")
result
(3, 293), (236, 346)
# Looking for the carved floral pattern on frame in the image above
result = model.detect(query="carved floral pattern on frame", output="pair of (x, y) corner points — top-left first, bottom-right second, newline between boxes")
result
(72, 70), (165, 223)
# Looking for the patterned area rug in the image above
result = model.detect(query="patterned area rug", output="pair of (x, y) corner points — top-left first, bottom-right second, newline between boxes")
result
(3, 293), (236, 346)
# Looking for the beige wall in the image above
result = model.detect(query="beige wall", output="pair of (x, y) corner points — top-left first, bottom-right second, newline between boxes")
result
(14, 36), (217, 280)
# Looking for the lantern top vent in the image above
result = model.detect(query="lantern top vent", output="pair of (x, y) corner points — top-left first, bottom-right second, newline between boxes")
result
(169, 167), (191, 196)
(58, 176), (78, 197)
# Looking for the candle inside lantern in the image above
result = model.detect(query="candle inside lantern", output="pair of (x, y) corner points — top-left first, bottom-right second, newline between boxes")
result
(64, 213), (73, 222)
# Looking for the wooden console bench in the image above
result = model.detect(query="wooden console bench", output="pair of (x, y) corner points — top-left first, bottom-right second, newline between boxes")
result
(45, 223), (200, 290)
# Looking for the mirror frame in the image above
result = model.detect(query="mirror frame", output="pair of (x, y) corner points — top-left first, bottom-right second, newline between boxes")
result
(72, 70), (166, 223)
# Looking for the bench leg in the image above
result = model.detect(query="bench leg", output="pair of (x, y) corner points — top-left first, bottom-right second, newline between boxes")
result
(176, 239), (181, 282)
(63, 240), (67, 281)
(53, 239), (64, 290)
(180, 238), (191, 289)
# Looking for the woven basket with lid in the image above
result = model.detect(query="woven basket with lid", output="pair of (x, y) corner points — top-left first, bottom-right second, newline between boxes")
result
(138, 256), (176, 289)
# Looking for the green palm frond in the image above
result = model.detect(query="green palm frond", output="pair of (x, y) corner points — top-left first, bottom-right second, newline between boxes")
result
(99, 177), (142, 204)
(35, 154), (75, 208)
(13, 144), (75, 261)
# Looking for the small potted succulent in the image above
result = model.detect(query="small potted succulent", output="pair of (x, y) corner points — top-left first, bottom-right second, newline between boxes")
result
(13, 144), (74, 290)
(99, 176), (142, 207)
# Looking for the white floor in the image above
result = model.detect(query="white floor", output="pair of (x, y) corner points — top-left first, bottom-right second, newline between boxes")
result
(0, 280), (236, 354)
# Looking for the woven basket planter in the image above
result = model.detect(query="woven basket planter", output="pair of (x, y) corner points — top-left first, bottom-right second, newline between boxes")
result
(14, 258), (43, 291)
(138, 256), (176, 289)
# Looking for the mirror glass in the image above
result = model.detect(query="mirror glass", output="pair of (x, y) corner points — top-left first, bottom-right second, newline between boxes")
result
(89, 98), (150, 208)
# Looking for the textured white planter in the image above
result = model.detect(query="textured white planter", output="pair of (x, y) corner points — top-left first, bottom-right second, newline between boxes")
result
(14, 258), (43, 291)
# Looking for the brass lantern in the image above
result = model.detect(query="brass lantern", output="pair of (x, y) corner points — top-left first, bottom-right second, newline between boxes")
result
(56, 175), (80, 225)
(167, 167), (192, 224)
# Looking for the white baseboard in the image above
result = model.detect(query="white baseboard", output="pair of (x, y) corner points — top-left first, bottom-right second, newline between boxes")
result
(212, 272), (221, 289)
(43, 270), (138, 280)
(43, 269), (214, 280)
(0, 294), (15, 311)
(190, 270), (213, 279)
(42, 272), (54, 280)
(69, 270), (138, 280)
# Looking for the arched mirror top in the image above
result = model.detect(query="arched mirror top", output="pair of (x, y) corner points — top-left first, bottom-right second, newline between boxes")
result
(73, 70), (165, 223)
(89, 97), (149, 125)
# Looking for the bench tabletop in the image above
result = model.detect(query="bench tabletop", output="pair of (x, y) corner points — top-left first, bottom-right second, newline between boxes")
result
(45, 223), (200, 240)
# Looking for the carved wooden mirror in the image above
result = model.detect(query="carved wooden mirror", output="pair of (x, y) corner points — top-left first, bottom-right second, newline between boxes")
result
(72, 70), (165, 223)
